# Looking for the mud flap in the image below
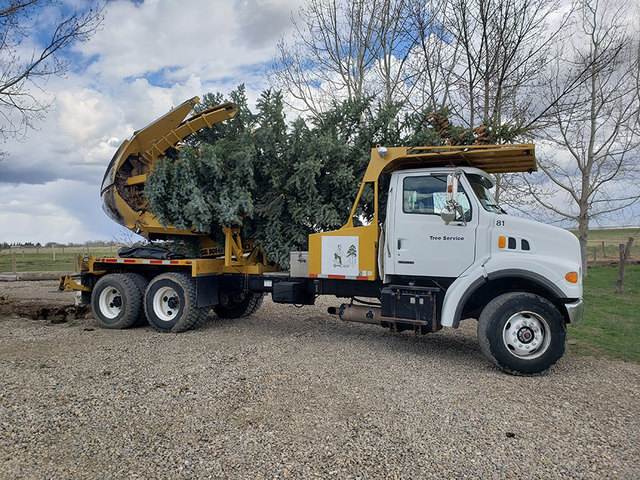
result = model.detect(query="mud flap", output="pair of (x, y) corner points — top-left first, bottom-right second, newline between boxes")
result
(196, 275), (219, 308)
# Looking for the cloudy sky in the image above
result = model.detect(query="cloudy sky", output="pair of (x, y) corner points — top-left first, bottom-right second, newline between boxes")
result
(1, 0), (636, 245)
(0, 0), (303, 244)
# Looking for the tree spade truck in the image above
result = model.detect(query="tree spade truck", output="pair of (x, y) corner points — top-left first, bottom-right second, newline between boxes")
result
(61, 97), (584, 375)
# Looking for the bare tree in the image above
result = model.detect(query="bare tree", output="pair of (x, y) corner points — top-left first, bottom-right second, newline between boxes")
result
(0, 0), (104, 147)
(271, 0), (416, 115)
(406, 0), (568, 131)
(404, 0), (458, 113)
(522, 0), (640, 275)
(373, 0), (419, 108)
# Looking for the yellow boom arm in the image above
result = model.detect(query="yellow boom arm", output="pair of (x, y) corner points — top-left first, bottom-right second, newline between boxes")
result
(100, 97), (237, 238)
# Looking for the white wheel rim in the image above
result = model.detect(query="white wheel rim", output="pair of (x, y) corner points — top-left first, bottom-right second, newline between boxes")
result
(152, 286), (180, 322)
(99, 287), (122, 319)
(502, 310), (551, 359)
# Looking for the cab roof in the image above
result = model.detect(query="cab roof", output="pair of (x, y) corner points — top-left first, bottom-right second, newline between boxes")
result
(362, 144), (536, 182)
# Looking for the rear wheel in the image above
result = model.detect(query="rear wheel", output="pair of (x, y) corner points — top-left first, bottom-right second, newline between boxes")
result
(477, 292), (566, 375)
(91, 274), (141, 329)
(144, 272), (207, 333)
(125, 273), (149, 326)
(213, 291), (264, 318)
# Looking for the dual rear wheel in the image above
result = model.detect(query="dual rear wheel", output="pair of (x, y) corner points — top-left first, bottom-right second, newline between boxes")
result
(91, 272), (263, 332)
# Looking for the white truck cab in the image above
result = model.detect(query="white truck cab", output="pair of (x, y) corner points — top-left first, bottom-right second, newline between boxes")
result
(379, 165), (583, 374)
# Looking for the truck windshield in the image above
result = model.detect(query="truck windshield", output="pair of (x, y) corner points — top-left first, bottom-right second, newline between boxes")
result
(467, 174), (504, 214)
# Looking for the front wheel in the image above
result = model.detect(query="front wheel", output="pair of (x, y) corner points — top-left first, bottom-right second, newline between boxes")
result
(477, 292), (566, 375)
(144, 273), (207, 333)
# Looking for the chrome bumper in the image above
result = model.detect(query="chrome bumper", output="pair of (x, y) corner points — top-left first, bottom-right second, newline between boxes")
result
(565, 299), (584, 325)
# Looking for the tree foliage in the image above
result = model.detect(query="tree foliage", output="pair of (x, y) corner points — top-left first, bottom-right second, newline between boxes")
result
(145, 85), (482, 266)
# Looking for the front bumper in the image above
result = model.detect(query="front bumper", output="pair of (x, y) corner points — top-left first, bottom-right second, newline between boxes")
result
(565, 299), (584, 325)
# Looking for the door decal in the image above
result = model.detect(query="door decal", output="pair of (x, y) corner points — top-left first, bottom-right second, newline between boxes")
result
(321, 236), (359, 276)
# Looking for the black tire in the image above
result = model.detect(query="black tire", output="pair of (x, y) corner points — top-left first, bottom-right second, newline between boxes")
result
(477, 292), (566, 375)
(125, 273), (149, 326)
(213, 291), (264, 319)
(144, 272), (207, 333)
(91, 274), (142, 329)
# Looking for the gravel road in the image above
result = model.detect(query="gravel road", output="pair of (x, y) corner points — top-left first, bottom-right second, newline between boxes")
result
(1, 280), (638, 479)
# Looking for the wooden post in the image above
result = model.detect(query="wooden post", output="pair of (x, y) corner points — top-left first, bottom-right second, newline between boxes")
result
(12, 251), (16, 274)
(52, 247), (55, 262)
(601, 241), (606, 258)
(616, 237), (634, 294)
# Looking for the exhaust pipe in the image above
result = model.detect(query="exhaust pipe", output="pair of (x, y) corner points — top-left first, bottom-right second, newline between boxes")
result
(329, 302), (439, 334)
(328, 304), (382, 325)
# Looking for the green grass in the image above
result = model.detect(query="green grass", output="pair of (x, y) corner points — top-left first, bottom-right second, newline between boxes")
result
(568, 265), (640, 363)
(0, 247), (117, 273)
(576, 227), (640, 261)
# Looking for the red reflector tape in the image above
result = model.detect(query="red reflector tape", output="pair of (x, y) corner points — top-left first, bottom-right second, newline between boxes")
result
(309, 273), (369, 280)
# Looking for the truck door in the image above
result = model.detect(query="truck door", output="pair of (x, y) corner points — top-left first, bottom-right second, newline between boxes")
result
(386, 172), (478, 278)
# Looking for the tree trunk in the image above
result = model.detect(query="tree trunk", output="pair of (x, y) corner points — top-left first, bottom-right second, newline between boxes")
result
(616, 237), (634, 294)
(578, 215), (589, 277)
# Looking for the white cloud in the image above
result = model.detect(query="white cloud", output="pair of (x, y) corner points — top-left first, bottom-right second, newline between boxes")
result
(0, 0), (303, 243)
(0, 180), (123, 243)
(77, 0), (300, 84)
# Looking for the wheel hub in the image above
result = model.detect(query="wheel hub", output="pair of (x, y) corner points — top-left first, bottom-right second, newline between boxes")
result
(153, 286), (180, 322)
(517, 326), (535, 343)
(502, 311), (551, 359)
(99, 287), (123, 319)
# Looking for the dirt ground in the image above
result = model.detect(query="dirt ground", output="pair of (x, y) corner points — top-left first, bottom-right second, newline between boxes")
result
(0, 280), (638, 479)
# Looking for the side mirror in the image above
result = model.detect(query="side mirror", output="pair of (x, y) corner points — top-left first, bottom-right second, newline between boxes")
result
(441, 170), (465, 225)
(446, 171), (459, 204)
(441, 205), (457, 223)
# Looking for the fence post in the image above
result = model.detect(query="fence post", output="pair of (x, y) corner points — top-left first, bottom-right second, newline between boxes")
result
(12, 251), (16, 274)
(52, 247), (55, 262)
(616, 237), (634, 294)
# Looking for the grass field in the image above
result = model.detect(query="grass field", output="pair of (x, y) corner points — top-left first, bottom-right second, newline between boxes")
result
(568, 265), (639, 363)
(0, 246), (119, 273)
(580, 227), (640, 263)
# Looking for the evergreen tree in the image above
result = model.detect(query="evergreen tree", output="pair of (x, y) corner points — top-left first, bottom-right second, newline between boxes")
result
(145, 86), (480, 266)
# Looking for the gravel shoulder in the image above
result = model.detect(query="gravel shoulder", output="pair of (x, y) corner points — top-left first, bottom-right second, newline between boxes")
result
(1, 281), (639, 479)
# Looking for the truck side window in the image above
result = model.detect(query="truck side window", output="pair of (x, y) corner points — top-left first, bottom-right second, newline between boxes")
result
(403, 175), (471, 220)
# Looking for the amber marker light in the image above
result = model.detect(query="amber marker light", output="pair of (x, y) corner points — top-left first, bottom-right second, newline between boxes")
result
(565, 271), (579, 283)
(498, 236), (506, 248)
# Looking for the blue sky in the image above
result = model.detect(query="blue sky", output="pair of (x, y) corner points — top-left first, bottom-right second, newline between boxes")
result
(0, 0), (303, 243)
